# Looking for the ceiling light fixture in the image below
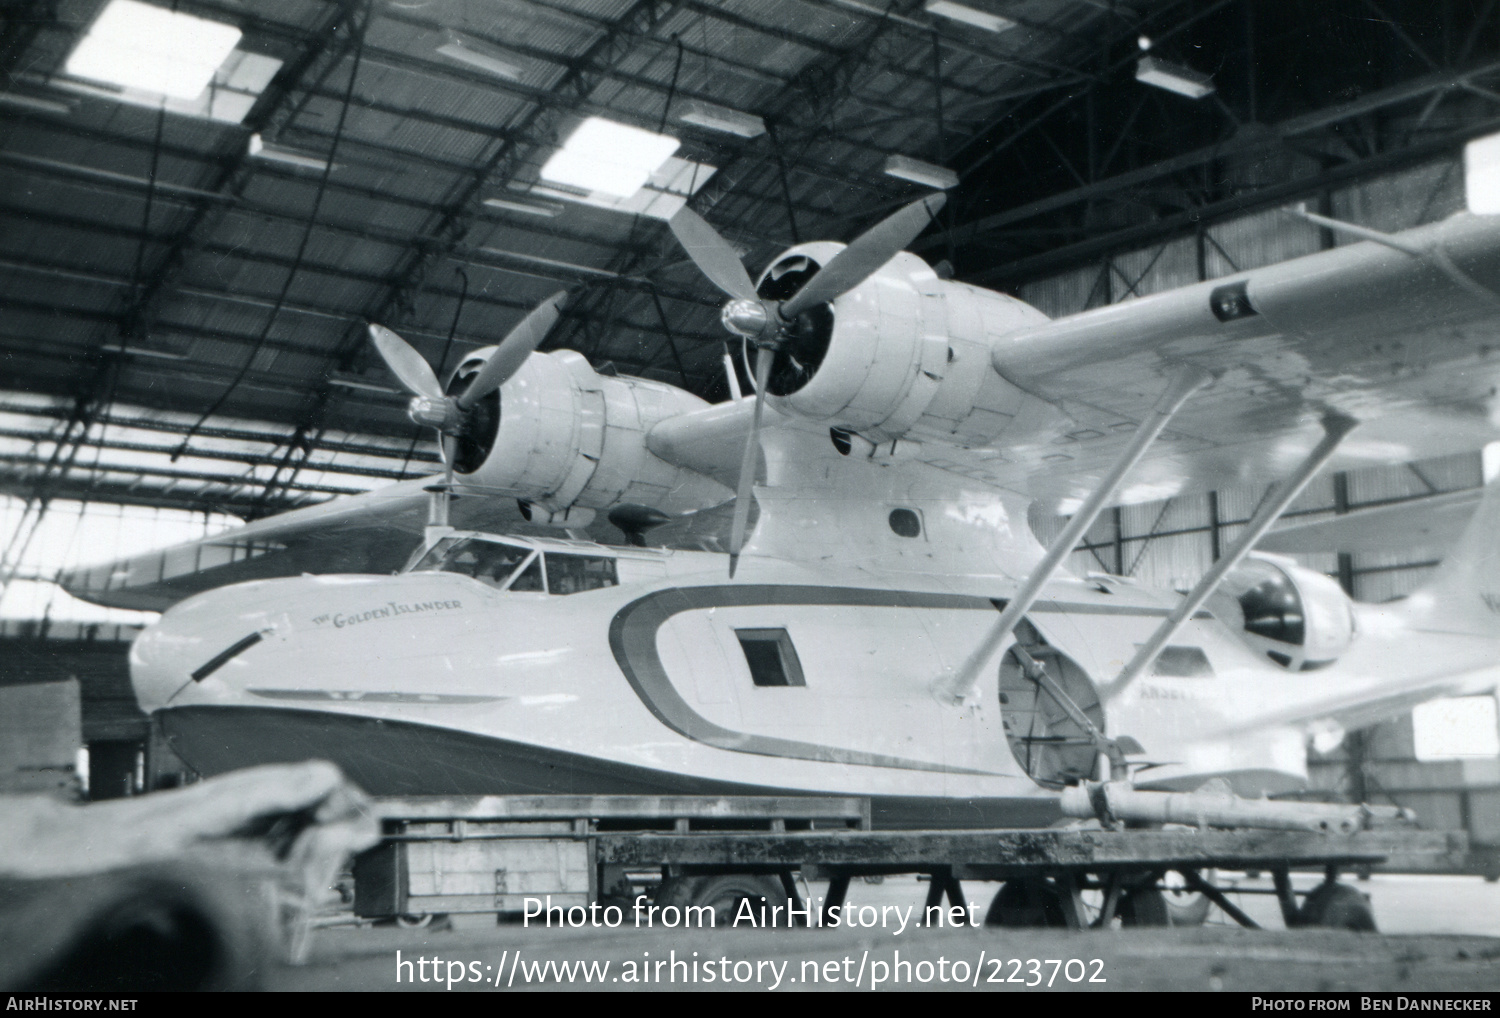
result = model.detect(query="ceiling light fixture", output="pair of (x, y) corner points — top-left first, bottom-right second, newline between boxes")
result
(65, 0), (242, 100)
(483, 195), (565, 218)
(677, 100), (765, 138)
(922, 1), (1014, 34)
(1135, 55), (1215, 99)
(531, 157), (716, 221)
(247, 133), (334, 172)
(435, 29), (522, 81)
(99, 342), (187, 361)
(327, 375), (402, 395)
(540, 117), (680, 199)
(883, 154), (959, 191)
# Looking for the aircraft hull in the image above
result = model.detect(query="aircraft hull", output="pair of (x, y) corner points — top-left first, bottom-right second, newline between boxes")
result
(154, 704), (1063, 830)
(130, 551), (1366, 815)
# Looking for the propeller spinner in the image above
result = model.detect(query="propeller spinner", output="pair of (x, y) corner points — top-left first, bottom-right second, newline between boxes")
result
(367, 290), (569, 489)
(667, 193), (946, 574)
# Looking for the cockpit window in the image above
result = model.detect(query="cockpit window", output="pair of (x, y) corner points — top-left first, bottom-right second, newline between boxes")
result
(412, 537), (535, 590)
(543, 553), (618, 595)
(510, 556), (544, 592)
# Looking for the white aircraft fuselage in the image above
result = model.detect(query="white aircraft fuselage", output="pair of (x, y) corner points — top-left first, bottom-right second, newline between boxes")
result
(131, 529), (1500, 829)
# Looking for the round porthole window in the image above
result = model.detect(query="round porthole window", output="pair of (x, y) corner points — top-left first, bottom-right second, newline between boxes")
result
(888, 508), (921, 538)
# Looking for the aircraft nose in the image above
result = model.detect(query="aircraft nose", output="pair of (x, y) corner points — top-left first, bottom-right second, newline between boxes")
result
(129, 613), (201, 713)
(129, 583), (278, 712)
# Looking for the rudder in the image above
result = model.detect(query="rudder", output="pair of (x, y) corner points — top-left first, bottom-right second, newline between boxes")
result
(1403, 469), (1500, 635)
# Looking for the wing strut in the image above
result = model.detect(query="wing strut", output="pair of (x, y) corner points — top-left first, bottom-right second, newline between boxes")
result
(934, 364), (1214, 707)
(1100, 410), (1358, 703)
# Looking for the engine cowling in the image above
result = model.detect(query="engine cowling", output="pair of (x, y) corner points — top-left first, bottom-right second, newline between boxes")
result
(751, 242), (1055, 447)
(444, 348), (731, 516)
(1213, 554), (1357, 671)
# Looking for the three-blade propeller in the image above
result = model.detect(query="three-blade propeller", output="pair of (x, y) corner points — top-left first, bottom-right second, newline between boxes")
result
(668, 193), (946, 574)
(367, 290), (569, 485)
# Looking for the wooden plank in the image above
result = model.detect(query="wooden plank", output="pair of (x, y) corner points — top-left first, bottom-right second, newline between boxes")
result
(593, 828), (1464, 871)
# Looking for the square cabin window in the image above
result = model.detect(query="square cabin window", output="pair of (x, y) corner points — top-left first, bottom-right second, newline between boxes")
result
(735, 628), (806, 687)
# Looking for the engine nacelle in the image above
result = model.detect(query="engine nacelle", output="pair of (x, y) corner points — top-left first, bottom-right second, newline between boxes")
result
(1212, 554), (1357, 671)
(752, 243), (1056, 447)
(445, 349), (730, 516)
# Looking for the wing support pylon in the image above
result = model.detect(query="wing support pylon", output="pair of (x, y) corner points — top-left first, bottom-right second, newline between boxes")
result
(934, 363), (1214, 711)
(1100, 410), (1358, 703)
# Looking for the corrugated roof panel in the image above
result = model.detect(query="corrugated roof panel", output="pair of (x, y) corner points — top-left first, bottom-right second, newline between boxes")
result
(0, 0), (1191, 512)
(662, 8), (821, 80)
(714, 0), (862, 46)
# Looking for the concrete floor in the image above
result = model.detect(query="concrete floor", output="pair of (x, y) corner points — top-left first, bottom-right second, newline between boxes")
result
(271, 874), (1500, 991)
(810, 871), (1500, 936)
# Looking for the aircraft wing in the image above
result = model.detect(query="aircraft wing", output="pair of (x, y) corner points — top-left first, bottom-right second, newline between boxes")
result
(60, 477), (533, 611)
(63, 210), (1500, 610)
(904, 212), (1500, 512)
(649, 213), (1500, 517)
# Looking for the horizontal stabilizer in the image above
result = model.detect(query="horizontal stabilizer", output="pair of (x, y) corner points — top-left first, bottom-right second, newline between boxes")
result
(1258, 488), (1480, 554)
(1402, 469), (1500, 637)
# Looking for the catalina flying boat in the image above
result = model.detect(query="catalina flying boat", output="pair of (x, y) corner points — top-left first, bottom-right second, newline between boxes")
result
(62, 137), (1500, 828)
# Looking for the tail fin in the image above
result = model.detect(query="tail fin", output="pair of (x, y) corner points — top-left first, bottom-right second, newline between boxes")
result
(1403, 470), (1500, 635)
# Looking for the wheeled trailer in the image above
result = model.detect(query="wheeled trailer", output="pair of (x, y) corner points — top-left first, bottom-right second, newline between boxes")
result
(351, 794), (1465, 932)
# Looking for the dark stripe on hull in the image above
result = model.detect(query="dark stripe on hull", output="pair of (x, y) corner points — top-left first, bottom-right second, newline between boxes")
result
(609, 584), (1001, 775)
(157, 705), (1061, 831)
(605, 584), (1206, 775)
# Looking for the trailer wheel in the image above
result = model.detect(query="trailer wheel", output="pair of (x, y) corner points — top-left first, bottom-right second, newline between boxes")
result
(655, 874), (793, 928)
(1161, 870), (1212, 926)
(1117, 888), (1172, 926)
(984, 879), (1067, 927)
(1297, 882), (1377, 932)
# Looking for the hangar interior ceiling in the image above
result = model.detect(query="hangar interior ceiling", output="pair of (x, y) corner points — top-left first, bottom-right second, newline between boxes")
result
(2, 0), (1500, 627)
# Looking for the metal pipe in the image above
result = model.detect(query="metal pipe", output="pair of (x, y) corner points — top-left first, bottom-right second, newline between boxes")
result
(934, 364), (1212, 704)
(1101, 411), (1358, 703)
(1059, 780), (1413, 834)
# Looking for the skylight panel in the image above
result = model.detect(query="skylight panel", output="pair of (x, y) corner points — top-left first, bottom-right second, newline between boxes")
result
(65, 0), (242, 101)
(530, 156), (716, 221)
(40, 47), (280, 123)
(541, 117), (681, 199)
